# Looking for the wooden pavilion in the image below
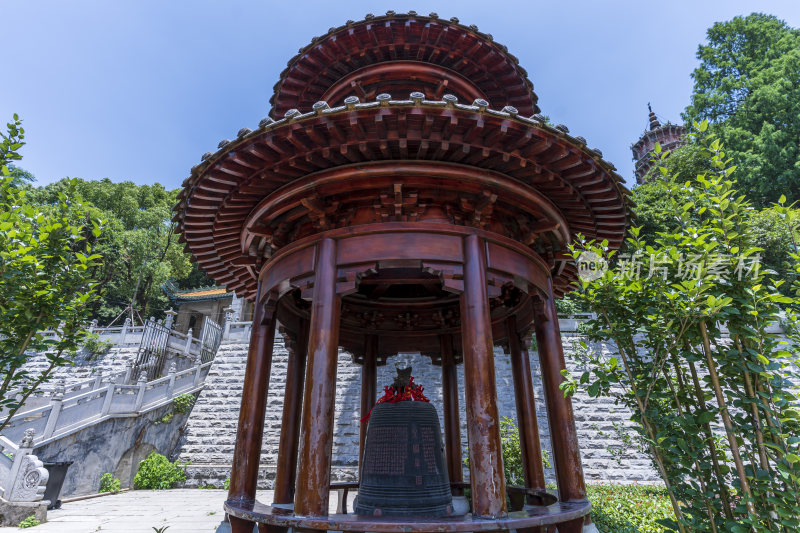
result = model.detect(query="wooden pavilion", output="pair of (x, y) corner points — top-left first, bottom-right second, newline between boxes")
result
(174, 12), (630, 533)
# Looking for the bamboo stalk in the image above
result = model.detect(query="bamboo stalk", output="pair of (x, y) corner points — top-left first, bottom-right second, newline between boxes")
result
(686, 357), (734, 519)
(699, 320), (756, 518)
(660, 364), (719, 532)
(599, 312), (688, 533)
(735, 338), (770, 472)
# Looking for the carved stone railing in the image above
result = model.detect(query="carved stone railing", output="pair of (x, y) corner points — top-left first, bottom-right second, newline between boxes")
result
(0, 430), (48, 502)
(0, 360), (212, 450)
(221, 320), (254, 343)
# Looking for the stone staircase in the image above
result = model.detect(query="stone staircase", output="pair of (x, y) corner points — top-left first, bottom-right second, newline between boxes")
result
(21, 346), (140, 392)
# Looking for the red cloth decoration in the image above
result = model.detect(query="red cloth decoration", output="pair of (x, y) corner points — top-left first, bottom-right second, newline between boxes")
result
(360, 376), (429, 424)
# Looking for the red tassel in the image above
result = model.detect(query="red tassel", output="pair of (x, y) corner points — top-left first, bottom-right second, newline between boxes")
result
(360, 375), (430, 424)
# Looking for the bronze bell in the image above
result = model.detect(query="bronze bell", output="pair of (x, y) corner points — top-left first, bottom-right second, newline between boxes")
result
(356, 401), (453, 517)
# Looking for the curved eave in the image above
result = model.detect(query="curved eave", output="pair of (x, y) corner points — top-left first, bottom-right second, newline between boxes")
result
(175, 96), (632, 301)
(269, 12), (540, 118)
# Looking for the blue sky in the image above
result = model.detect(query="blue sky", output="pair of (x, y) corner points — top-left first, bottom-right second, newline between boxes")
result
(3, 1), (799, 188)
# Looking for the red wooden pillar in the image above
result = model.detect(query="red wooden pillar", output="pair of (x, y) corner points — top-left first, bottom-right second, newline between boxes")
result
(359, 334), (378, 476)
(460, 234), (507, 518)
(227, 282), (277, 532)
(533, 279), (586, 533)
(440, 334), (463, 492)
(507, 317), (546, 491)
(294, 238), (341, 517)
(273, 318), (309, 506)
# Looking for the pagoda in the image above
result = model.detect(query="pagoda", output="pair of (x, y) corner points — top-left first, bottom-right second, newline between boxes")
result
(631, 104), (686, 184)
(174, 11), (630, 533)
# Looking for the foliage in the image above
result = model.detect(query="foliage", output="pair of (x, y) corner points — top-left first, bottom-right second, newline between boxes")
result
(0, 115), (106, 434)
(498, 417), (550, 486)
(133, 452), (187, 490)
(152, 527), (169, 533)
(83, 334), (114, 359)
(588, 484), (674, 533)
(98, 472), (121, 493)
(633, 142), (800, 290)
(224, 477), (230, 490)
(684, 13), (800, 207)
(569, 124), (800, 532)
(28, 179), (205, 325)
(555, 293), (586, 315)
(0, 114), (24, 176)
(154, 412), (174, 425)
(155, 393), (197, 424)
(17, 515), (40, 528)
(172, 393), (196, 415)
(7, 165), (35, 186)
(498, 418), (672, 531)
(634, 144), (707, 241)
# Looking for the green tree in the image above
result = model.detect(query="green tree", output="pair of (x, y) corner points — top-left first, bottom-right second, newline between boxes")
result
(569, 125), (800, 531)
(30, 179), (195, 324)
(0, 115), (106, 432)
(684, 13), (800, 207)
(7, 165), (35, 186)
(634, 142), (799, 289)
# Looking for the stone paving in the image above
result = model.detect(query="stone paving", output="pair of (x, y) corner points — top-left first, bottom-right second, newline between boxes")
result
(7, 489), (347, 532)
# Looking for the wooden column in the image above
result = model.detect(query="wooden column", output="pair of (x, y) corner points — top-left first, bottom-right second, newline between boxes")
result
(507, 316), (546, 491)
(273, 318), (309, 506)
(227, 283), (277, 532)
(294, 238), (341, 517)
(359, 334), (378, 476)
(440, 334), (463, 492)
(460, 234), (507, 518)
(533, 278), (587, 507)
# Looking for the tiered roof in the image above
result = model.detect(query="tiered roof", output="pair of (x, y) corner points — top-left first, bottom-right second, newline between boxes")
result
(174, 13), (632, 300)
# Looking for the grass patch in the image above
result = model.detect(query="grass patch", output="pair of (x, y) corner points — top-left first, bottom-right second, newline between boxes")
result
(588, 483), (674, 533)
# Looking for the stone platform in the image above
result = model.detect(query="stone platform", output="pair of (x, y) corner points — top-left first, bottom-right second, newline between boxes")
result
(13, 489), (341, 533)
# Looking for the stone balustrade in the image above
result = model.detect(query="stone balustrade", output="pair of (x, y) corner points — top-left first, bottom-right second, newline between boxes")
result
(0, 430), (49, 503)
(0, 361), (213, 453)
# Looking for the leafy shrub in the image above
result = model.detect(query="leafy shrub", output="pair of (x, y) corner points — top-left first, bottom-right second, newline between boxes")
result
(133, 452), (187, 490)
(570, 126), (800, 530)
(18, 515), (40, 528)
(223, 477), (230, 490)
(172, 393), (195, 414)
(498, 417), (550, 485)
(98, 472), (121, 493)
(154, 412), (174, 425)
(495, 418), (674, 530)
(588, 484), (674, 533)
(83, 334), (114, 359)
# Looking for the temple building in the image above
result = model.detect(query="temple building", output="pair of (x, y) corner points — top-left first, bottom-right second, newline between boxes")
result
(163, 280), (252, 335)
(631, 104), (686, 184)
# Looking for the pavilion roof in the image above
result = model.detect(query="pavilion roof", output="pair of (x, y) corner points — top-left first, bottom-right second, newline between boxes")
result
(270, 12), (541, 118)
(174, 94), (633, 300)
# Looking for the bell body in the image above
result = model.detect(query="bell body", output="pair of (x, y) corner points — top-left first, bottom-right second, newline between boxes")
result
(356, 401), (453, 517)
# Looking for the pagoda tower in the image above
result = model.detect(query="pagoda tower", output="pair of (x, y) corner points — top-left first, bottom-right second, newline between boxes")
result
(631, 104), (686, 184)
(174, 12), (631, 533)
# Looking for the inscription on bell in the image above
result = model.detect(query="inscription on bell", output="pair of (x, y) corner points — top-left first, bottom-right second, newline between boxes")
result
(363, 426), (408, 475)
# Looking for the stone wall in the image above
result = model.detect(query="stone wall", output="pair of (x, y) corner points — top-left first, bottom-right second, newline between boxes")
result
(34, 399), (193, 498)
(178, 332), (659, 488)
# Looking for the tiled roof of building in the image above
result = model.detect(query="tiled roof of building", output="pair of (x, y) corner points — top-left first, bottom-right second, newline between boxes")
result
(163, 280), (231, 302)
